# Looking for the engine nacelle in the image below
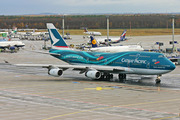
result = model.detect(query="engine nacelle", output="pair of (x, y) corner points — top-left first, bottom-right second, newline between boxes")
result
(85, 70), (101, 79)
(48, 68), (63, 77)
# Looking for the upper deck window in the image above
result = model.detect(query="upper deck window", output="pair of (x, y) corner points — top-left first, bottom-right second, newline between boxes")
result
(158, 55), (165, 58)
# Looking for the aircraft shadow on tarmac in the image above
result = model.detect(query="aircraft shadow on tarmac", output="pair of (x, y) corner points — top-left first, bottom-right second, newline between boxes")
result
(0, 64), (179, 90)
(61, 74), (180, 90)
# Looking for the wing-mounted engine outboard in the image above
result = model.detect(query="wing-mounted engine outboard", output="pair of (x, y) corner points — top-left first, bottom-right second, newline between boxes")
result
(48, 68), (63, 77)
(47, 65), (63, 77)
(85, 70), (101, 79)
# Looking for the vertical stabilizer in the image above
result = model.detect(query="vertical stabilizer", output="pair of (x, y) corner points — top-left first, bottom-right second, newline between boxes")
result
(90, 36), (99, 48)
(120, 30), (126, 39)
(47, 23), (69, 49)
(84, 28), (88, 32)
(12, 27), (17, 33)
(113, 30), (127, 43)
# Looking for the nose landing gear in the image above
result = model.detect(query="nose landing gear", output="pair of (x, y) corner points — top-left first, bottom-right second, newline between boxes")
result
(155, 75), (162, 84)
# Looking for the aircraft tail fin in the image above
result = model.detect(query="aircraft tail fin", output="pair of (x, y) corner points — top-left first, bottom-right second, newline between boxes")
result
(112, 30), (127, 44)
(90, 36), (99, 48)
(120, 29), (126, 39)
(12, 26), (17, 33)
(47, 23), (69, 49)
(84, 28), (88, 32)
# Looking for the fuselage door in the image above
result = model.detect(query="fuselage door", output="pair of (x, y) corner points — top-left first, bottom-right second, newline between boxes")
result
(146, 61), (150, 69)
(127, 61), (130, 67)
(86, 58), (89, 63)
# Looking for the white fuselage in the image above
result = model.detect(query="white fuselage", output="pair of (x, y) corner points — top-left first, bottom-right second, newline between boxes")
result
(0, 41), (25, 48)
(84, 32), (102, 36)
(31, 32), (48, 36)
(96, 37), (120, 43)
(90, 45), (144, 53)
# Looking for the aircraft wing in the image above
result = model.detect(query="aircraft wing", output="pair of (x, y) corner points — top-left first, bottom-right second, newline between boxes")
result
(14, 64), (125, 73)
(26, 50), (61, 56)
(0, 45), (9, 48)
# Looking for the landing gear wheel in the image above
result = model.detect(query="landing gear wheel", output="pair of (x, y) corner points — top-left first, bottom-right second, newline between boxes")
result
(98, 75), (104, 80)
(110, 74), (113, 79)
(97, 74), (113, 81)
(105, 74), (110, 80)
(155, 79), (161, 84)
(155, 75), (162, 84)
(105, 74), (113, 81)
(118, 74), (126, 82)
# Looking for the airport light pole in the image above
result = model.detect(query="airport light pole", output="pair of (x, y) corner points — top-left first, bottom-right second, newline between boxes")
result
(172, 15), (175, 51)
(62, 15), (65, 38)
(106, 15), (110, 42)
(8, 25), (11, 33)
(8, 25), (11, 39)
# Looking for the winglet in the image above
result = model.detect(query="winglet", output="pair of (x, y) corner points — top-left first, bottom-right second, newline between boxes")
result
(1, 60), (11, 65)
(4, 60), (9, 63)
(47, 23), (69, 49)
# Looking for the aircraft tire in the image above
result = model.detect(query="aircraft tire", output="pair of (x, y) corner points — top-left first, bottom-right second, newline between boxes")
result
(155, 79), (161, 84)
(118, 74), (126, 79)
(110, 74), (113, 79)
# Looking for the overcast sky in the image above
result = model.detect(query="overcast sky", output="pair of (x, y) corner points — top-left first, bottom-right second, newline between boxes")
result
(1, 0), (180, 15)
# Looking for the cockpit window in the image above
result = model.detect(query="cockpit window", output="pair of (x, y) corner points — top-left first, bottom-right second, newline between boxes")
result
(158, 55), (165, 58)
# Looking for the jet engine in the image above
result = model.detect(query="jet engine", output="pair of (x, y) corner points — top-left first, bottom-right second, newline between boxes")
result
(85, 70), (101, 79)
(48, 68), (63, 77)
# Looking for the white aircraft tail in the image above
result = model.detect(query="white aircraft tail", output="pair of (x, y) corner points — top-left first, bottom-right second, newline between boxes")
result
(47, 23), (69, 49)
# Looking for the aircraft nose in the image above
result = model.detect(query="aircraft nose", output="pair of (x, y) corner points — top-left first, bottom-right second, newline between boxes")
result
(170, 62), (176, 70)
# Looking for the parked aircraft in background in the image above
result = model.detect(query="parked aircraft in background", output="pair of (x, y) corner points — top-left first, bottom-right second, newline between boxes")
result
(0, 39), (25, 50)
(13, 23), (176, 84)
(0, 27), (48, 38)
(0, 27), (17, 37)
(84, 28), (102, 36)
(96, 30), (128, 44)
(89, 36), (144, 53)
(27, 30), (48, 36)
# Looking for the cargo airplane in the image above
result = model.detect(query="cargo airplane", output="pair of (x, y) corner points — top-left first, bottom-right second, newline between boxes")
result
(14, 23), (176, 84)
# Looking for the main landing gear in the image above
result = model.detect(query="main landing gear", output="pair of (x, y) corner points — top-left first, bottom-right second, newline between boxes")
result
(118, 74), (126, 82)
(98, 73), (113, 81)
(155, 75), (162, 84)
(98, 73), (127, 82)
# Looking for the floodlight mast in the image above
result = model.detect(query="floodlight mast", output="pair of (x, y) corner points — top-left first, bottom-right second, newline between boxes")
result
(106, 15), (110, 42)
(62, 15), (65, 38)
(172, 15), (175, 50)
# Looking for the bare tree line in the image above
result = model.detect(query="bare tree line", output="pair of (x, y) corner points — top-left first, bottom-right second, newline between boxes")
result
(0, 14), (180, 29)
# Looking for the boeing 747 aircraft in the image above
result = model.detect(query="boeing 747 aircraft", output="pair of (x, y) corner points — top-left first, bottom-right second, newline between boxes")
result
(14, 23), (176, 84)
